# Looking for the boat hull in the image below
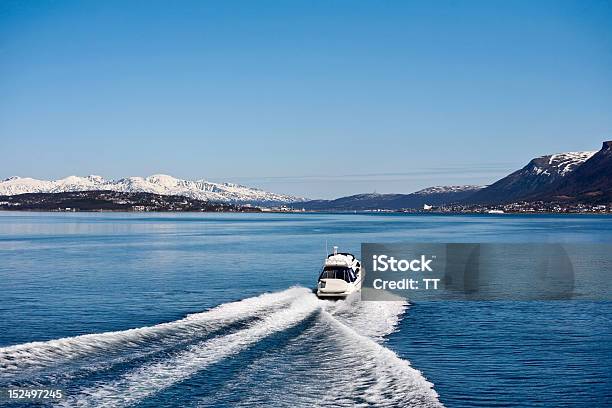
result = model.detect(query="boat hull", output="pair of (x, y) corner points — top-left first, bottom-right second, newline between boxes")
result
(316, 278), (361, 299)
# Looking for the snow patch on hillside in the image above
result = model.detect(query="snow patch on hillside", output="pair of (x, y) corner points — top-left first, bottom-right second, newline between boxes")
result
(546, 151), (596, 176)
(413, 185), (485, 195)
(530, 151), (595, 178)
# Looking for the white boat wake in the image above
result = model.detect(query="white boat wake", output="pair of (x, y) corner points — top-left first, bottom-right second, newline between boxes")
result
(0, 287), (442, 408)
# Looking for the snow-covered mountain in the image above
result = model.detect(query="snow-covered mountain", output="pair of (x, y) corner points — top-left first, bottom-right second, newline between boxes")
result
(0, 174), (305, 205)
(466, 151), (596, 204)
(536, 142), (612, 203)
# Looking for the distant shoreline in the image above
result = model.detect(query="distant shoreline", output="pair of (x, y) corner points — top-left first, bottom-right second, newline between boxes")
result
(1, 190), (610, 215)
(1, 209), (610, 216)
(0, 191), (261, 213)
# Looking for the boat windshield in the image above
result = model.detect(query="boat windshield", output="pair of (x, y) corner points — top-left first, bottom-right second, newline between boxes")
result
(319, 267), (356, 283)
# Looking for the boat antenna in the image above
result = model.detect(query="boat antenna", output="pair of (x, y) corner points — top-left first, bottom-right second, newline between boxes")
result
(325, 239), (328, 256)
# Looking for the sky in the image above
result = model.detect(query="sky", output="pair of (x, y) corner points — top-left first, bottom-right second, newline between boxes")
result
(0, 0), (611, 199)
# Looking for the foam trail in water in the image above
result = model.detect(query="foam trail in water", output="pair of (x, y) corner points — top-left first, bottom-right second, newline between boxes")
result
(2, 288), (442, 407)
(196, 294), (441, 408)
(323, 291), (407, 340)
(0, 287), (305, 378)
(62, 289), (319, 408)
(319, 309), (442, 407)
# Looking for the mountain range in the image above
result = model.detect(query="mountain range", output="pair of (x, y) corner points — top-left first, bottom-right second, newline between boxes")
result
(0, 174), (303, 205)
(1, 141), (610, 210)
(466, 141), (611, 205)
(466, 151), (596, 204)
(296, 185), (484, 211)
(295, 140), (612, 210)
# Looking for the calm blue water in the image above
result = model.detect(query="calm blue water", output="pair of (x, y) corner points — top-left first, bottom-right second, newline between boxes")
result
(0, 212), (610, 407)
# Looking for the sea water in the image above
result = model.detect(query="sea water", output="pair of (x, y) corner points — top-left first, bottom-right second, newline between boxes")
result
(0, 212), (610, 407)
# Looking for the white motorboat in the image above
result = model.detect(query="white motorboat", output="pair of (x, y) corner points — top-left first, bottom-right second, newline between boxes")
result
(316, 246), (362, 298)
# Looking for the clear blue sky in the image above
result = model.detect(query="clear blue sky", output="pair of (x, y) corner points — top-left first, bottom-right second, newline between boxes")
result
(1, 0), (610, 198)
